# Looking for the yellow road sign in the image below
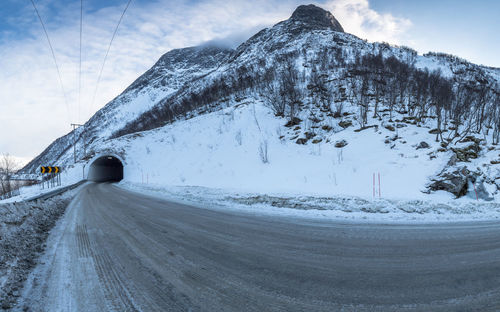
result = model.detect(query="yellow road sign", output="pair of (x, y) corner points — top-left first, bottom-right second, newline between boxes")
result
(41, 166), (61, 174)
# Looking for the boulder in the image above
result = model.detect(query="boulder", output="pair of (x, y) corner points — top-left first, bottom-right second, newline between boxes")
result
(338, 120), (352, 129)
(335, 140), (348, 148)
(451, 143), (480, 162)
(304, 132), (316, 139)
(416, 141), (430, 149)
(384, 125), (395, 132)
(447, 154), (458, 166)
(296, 138), (308, 145)
(426, 166), (470, 197)
(285, 117), (302, 127)
(460, 135), (482, 144)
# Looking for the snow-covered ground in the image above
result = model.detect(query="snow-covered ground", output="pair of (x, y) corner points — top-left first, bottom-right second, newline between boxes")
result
(120, 181), (500, 223)
(5, 101), (498, 221)
(1, 165), (84, 204)
(118, 103), (435, 198)
(68, 100), (495, 222)
(111, 101), (497, 201)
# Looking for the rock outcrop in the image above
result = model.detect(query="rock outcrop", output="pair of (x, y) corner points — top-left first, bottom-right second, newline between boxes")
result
(290, 4), (344, 32)
(426, 166), (470, 197)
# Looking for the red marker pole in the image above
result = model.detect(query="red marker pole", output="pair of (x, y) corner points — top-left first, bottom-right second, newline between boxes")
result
(378, 172), (381, 198)
(473, 183), (479, 201)
(373, 173), (375, 198)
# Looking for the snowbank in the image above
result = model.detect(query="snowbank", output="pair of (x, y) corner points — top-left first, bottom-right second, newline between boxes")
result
(121, 182), (500, 223)
(0, 189), (77, 309)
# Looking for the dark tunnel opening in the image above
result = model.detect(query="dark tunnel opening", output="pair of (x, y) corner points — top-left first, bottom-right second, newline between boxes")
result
(88, 156), (124, 182)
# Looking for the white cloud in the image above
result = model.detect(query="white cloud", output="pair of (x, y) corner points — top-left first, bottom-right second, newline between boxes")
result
(321, 0), (412, 44)
(0, 0), (411, 161)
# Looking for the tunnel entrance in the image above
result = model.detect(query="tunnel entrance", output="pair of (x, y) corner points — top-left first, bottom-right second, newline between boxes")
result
(88, 156), (124, 182)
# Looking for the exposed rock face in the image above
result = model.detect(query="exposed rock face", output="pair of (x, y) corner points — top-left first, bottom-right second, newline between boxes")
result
(290, 4), (344, 32)
(447, 154), (458, 166)
(416, 141), (430, 149)
(338, 121), (352, 129)
(451, 143), (481, 162)
(335, 140), (348, 148)
(426, 166), (470, 197)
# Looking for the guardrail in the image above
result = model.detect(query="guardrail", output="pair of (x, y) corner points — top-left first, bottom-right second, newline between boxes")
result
(25, 180), (88, 202)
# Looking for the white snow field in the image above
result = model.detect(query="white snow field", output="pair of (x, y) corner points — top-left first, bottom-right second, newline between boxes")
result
(116, 102), (444, 198)
(4, 101), (498, 222)
(115, 102), (497, 199)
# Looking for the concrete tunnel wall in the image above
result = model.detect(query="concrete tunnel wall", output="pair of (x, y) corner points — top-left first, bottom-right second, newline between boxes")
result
(87, 155), (124, 182)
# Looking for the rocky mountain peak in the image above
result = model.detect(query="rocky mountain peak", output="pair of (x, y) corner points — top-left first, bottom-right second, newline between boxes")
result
(290, 4), (344, 32)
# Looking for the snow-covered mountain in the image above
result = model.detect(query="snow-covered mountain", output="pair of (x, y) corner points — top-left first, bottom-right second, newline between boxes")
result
(22, 4), (500, 201)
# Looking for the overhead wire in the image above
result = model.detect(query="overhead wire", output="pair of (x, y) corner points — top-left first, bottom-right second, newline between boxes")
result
(90, 0), (133, 112)
(29, 0), (71, 123)
(79, 0), (83, 122)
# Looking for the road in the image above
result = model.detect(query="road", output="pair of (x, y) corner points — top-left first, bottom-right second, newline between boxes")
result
(18, 182), (500, 311)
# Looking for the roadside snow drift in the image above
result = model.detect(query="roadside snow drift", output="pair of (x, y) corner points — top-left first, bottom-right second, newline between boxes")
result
(0, 191), (76, 309)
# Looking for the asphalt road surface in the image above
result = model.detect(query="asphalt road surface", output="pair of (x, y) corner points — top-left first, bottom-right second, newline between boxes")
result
(19, 183), (500, 311)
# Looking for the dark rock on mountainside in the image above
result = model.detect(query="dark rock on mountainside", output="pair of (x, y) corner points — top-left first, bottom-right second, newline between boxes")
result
(426, 166), (470, 197)
(335, 140), (348, 148)
(416, 141), (430, 149)
(290, 4), (344, 32)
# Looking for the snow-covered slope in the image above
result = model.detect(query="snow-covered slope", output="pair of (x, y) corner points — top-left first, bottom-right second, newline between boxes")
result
(22, 45), (233, 171)
(106, 101), (449, 199)
(21, 4), (500, 202)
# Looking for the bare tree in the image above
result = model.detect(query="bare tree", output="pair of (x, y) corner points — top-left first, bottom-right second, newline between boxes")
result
(0, 153), (19, 195)
(264, 82), (286, 117)
(491, 91), (500, 145)
(357, 75), (370, 127)
(280, 60), (302, 122)
(474, 84), (492, 133)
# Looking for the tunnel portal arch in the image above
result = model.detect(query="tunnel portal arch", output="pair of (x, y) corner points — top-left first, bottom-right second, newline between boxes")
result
(87, 154), (124, 182)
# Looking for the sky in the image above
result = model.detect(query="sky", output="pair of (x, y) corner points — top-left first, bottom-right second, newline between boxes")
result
(0, 0), (498, 165)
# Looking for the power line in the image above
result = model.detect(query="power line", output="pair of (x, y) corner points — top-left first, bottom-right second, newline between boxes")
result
(79, 0), (83, 122)
(29, 0), (71, 122)
(90, 0), (133, 112)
